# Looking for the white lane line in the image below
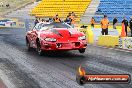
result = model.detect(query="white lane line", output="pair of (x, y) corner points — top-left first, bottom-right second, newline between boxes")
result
(88, 44), (132, 53)
(0, 70), (16, 88)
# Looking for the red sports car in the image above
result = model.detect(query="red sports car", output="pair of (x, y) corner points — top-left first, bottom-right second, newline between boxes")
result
(26, 22), (87, 55)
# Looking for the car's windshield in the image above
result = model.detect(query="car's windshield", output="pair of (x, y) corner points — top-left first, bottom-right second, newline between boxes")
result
(34, 22), (72, 31)
(44, 23), (72, 29)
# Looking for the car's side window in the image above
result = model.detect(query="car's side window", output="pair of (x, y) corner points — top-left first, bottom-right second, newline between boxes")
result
(33, 23), (39, 30)
(36, 23), (44, 30)
(38, 24), (42, 30)
(33, 23), (42, 30)
(33, 26), (37, 30)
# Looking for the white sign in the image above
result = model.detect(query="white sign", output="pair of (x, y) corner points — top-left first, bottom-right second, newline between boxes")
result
(122, 37), (132, 50)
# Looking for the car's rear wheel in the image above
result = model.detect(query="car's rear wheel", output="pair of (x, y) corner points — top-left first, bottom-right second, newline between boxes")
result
(26, 39), (32, 51)
(37, 42), (43, 56)
(79, 49), (85, 53)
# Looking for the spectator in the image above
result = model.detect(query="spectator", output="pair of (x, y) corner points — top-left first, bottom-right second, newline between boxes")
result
(41, 19), (45, 22)
(122, 17), (128, 36)
(53, 14), (61, 22)
(68, 12), (71, 17)
(38, 18), (41, 22)
(113, 17), (118, 29)
(129, 16), (132, 37)
(69, 13), (76, 28)
(48, 18), (53, 22)
(64, 15), (72, 25)
(100, 15), (109, 35)
(90, 17), (95, 29)
(34, 17), (39, 26)
(71, 12), (77, 17)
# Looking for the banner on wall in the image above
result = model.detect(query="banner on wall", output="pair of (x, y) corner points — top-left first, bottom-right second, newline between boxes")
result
(122, 37), (132, 50)
(0, 18), (17, 27)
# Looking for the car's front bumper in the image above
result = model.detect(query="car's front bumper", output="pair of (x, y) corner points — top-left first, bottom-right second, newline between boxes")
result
(40, 41), (87, 51)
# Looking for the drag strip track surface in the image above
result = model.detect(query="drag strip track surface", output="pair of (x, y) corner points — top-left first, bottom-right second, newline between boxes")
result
(0, 28), (132, 88)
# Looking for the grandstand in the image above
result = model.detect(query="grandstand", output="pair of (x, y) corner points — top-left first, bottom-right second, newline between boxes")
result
(94, 0), (132, 23)
(5, 0), (132, 24)
(30, 0), (92, 22)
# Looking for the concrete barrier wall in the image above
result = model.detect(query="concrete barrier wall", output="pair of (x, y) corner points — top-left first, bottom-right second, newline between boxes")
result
(78, 24), (132, 51)
(97, 35), (119, 47)
(78, 24), (119, 44)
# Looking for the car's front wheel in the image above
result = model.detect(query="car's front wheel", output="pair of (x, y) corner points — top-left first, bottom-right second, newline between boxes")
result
(79, 49), (85, 53)
(37, 42), (43, 56)
(76, 76), (85, 85)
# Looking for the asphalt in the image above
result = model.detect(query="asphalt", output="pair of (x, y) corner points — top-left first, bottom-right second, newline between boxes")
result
(0, 79), (7, 88)
(0, 28), (131, 88)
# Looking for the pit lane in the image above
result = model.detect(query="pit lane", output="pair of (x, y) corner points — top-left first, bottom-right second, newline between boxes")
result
(0, 28), (131, 88)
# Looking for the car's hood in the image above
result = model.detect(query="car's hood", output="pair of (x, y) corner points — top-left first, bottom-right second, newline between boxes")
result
(39, 28), (84, 39)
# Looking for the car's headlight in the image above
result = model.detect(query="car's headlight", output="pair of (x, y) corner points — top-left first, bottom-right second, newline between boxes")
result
(44, 38), (57, 42)
(78, 36), (86, 40)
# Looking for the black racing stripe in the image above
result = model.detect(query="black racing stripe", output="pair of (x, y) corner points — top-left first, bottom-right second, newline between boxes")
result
(68, 31), (72, 36)
(50, 29), (63, 37)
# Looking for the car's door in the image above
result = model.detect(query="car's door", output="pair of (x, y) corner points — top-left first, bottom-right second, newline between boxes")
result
(30, 24), (40, 48)
(30, 30), (37, 48)
(31, 23), (44, 48)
